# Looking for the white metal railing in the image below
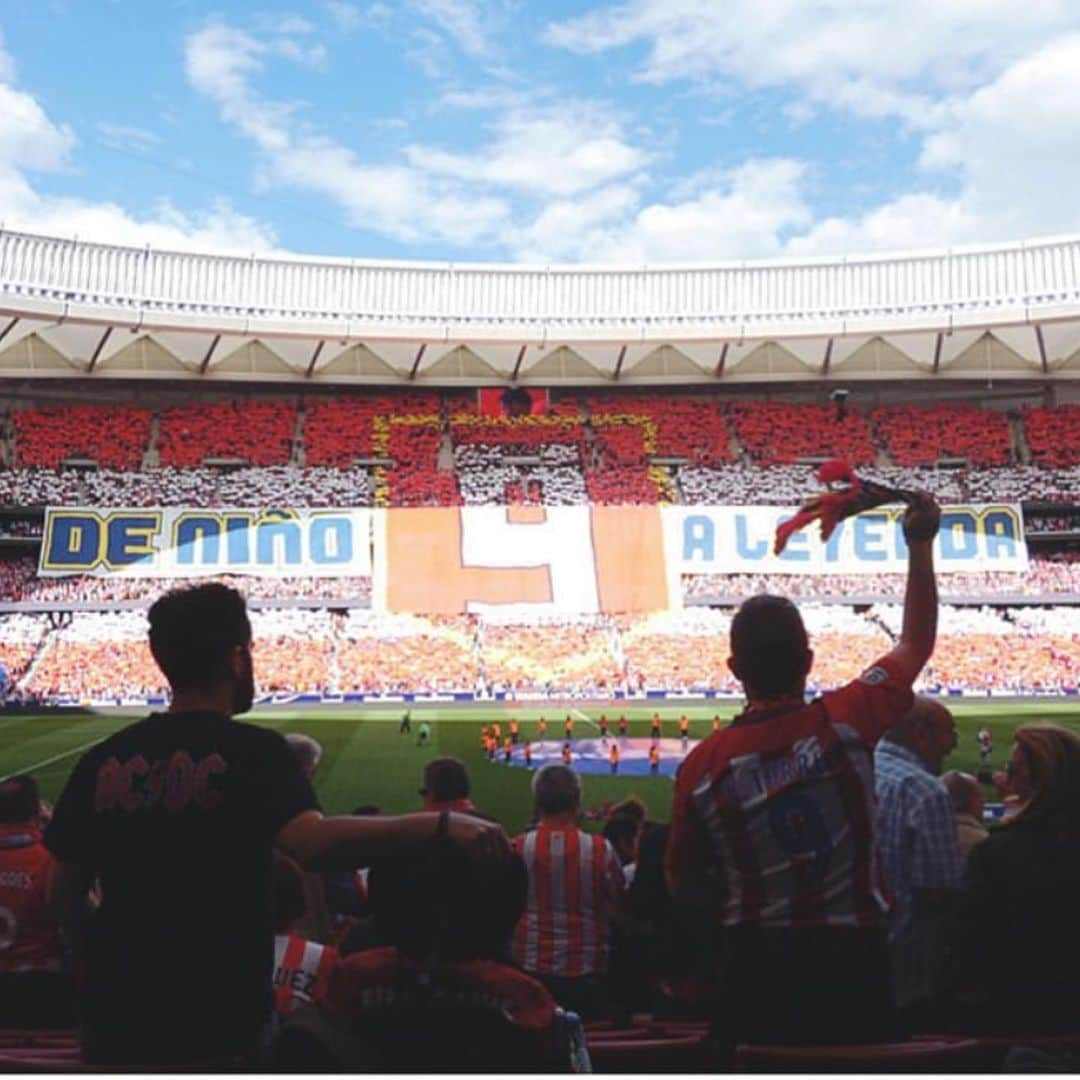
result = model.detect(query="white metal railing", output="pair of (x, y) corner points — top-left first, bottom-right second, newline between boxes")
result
(3, 227), (1080, 333)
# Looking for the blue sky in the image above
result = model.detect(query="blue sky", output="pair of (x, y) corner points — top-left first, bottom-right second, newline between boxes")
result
(3, 1), (1080, 262)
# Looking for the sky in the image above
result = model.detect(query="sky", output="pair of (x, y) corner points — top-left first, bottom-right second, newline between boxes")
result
(3, 1), (1080, 264)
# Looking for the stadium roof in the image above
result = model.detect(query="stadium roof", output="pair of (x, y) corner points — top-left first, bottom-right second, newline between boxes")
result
(2, 227), (1080, 386)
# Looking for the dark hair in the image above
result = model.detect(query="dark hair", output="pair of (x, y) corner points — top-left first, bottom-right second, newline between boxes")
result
(148, 584), (251, 691)
(608, 796), (647, 824)
(0, 774), (39, 825)
(421, 757), (470, 802)
(1010, 724), (1080, 834)
(602, 814), (640, 856)
(369, 840), (527, 962)
(730, 594), (810, 699)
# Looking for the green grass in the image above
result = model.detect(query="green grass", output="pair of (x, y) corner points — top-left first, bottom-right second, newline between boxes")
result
(4, 701), (1079, 835)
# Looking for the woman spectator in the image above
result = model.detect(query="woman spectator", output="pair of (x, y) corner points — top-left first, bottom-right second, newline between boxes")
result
(946, 724), (1080, 1035)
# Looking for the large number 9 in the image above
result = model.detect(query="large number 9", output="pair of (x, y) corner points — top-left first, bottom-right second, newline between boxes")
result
(766, 788), (833, 886)
(0, 905), (16, 950)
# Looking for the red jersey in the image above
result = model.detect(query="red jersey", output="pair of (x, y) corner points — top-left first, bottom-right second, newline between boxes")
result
(0, 825), (64, 974)
(667, 657), (913, 930)
(272, 933), (337, 1015)
(512, 824), (624, 978)
(321, 947), (556, 1032)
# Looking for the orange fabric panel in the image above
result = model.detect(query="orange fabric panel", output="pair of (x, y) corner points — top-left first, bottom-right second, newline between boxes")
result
(591, 505), (669, 613)
(385, 508), (552, 613)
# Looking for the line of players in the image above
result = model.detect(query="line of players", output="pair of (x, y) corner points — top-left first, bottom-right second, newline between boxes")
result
(480, 711), (725, 775)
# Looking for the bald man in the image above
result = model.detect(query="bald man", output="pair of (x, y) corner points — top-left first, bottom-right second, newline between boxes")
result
(874, 696), (964, 1030)
(942, 771), (989, 860)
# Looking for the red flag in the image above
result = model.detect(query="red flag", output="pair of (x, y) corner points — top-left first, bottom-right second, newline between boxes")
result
(773, 458), (916, 555)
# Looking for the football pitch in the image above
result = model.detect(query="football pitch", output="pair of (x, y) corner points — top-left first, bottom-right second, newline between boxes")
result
(3, 700), (1079, 836)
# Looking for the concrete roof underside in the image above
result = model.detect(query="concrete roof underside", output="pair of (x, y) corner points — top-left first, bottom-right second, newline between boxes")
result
(2, 228), (1080, 387)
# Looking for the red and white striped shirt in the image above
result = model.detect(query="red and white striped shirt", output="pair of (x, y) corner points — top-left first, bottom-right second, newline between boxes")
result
(272, 933), (337, 1015)
(0, 825), (64, 975)
(667, 656), (914, 930)
(512, 824), (624, 978)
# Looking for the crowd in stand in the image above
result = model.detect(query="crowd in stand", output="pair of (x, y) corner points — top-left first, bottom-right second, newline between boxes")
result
(3, 397), (1079, 512)
(6, 601), (1077, 702)
(682, 552), (1080, 603)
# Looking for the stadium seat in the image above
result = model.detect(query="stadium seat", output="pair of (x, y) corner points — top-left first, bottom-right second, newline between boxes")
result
(587, 1030), (714, 1072)
(732, 1036), (985, 1073)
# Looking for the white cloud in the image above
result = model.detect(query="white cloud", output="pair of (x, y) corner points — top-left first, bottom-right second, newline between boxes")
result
(788, 34), (1080, 256)
(0, 35), (277, 254)
(411, 0), (494, 57)
(96, 122), (163, 153)
(185, 21), (512, 246)
(325, 2), (363, 31)
(255, 13), (316, 36)
(406, 105), (648, 197)
(545, 0), (1080, 124)
(514, 158), (811, 262)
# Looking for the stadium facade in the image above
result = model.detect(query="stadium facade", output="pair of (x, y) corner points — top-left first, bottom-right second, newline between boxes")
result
(1, 229), (1080, 387)
(0, 228), (1077, 707)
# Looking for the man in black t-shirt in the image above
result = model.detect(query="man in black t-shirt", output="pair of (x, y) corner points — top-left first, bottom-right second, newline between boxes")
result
(46, 584), (507, 1068)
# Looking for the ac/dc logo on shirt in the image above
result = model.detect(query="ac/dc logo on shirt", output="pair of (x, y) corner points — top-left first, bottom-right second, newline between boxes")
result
(94, 752), (228, 814)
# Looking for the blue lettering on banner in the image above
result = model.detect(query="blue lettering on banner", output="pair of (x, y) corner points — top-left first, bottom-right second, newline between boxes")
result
(853, 513), (888, 561)
(225, 514), (253, 563)
(43, 513), (103, 570)
(735, 516), (767, 560)
(939, 510), (978, 560)
(256, 511), (301, 566)
(776, 520), (809, 562)
(823, 520), (846, 562)
(105, 514), (159, 568)
(683, 515), (715, 562)
(175, 516), (221, 565)
(310, 516), (353, 565)
(984, 509), (1018, 558)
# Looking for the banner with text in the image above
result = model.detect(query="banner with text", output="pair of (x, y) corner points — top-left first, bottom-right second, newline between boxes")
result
(39, 507), (373, 578)
(669, 503), (1028, 575)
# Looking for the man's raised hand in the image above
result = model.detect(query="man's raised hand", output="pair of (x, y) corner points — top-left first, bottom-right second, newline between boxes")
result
(902, 491), (941, 545)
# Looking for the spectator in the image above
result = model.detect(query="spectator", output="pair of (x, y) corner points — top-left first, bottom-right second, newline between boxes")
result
(947, 724), (1080, 1035)
(512, 764), (625, 1020)
(285, 733), (323, 779)
(0, 774), (72, 1027)
(942, 771), (989, 860)
(419, 757), (476, 814)
(665, 493), (941, 1055)
(874, 698), (964, 1030)
(276, 837), (572, 1072)
(44, 583), (507, 1069)
(272, 852), (337, 1016)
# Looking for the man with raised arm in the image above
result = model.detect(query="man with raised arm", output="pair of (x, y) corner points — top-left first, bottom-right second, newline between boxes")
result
(666, 494), (940, 1053)
(45, 584), (506, 1069)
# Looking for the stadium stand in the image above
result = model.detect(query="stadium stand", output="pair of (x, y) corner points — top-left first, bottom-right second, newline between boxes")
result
(157, 401), (297, 467)
(0, 614), (48, 692)
(621, 610), (738, 693)
(13, 405), (151, 470)
(479, 615), (623, 695)
(729, 401), (877, 466)
(335, 612), (479, 695)
(873, 604), (1080, 693)
(682, 553), (1080, 604)
(1021, 403), (1080, 469)
(873, 404), (1014, 467)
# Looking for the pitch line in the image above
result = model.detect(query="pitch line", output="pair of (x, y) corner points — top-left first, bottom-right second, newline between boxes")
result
(0, 734), (107, 783)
